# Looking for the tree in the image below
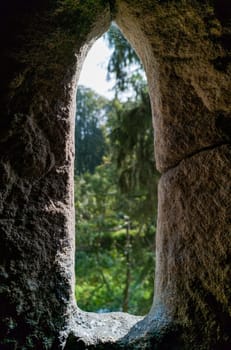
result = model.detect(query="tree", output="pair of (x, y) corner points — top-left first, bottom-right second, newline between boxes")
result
(75, 27), (158, 315)
(105, 25), (159, 223)
(105, 24), (143, 96)
(75, 158), (155, 315)
(108, 93), (158, 223)
(75, 85), (109, 175)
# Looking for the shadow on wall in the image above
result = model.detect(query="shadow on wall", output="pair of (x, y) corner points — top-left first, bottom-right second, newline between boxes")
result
(0, 1), (230, 349)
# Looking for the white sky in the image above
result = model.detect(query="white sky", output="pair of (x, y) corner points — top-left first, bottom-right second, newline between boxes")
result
(78, 37), (114, 99)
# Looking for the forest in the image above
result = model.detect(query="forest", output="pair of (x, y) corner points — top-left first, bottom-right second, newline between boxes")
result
(74, 25), (159, 316)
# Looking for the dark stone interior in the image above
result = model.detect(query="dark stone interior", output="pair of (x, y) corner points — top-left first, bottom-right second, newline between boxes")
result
(0, 1), (230, 349)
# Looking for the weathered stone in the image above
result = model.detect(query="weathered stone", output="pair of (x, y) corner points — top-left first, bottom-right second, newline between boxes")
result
(154, 144), (231, 349)
(0, 0), (230, 349)
(63, 307), (142, 349)
(0, 1), (112, 348)
(115, 1), (231, 172)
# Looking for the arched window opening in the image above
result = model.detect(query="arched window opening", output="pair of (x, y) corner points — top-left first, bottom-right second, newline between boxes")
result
(75, 24), (158, 316)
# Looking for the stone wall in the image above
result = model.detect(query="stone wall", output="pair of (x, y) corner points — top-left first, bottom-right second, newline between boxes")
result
(0, 1), (230, 349)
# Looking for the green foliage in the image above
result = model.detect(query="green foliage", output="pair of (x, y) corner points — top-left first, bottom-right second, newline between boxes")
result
(108, 92), (159, 223)
(75, 86), (108, 174)
(75, 26), (158, 316)
(75, 159), (155, 315)
(105, 24), (145, 97)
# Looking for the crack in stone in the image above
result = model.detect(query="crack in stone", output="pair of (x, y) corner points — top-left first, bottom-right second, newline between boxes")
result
(164, 142), (231, 173)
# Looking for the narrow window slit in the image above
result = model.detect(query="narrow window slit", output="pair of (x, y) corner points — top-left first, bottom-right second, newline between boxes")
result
(75, 25), (158, 316)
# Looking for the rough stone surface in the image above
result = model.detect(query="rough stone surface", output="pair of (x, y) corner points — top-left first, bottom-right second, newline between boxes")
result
(154, 144), (231, 349)
(115, 0), (231, 172)
(0, 1), (112, 349)
(0, 0), (230, 349)
(63, 306), (142, 349)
